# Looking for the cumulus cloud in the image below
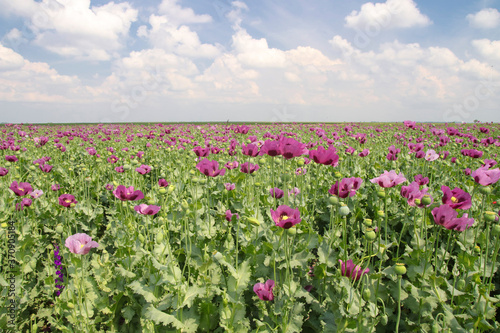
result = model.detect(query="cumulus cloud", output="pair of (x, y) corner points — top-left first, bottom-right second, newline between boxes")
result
(467, 8), (500, 29)
(137, 15), (221, 58)
(0, 0), (138, 61)
(0, 43), (25, 71)
(472, 39), (500, 62)
(158, 0), (212, 25)
(345, 0), (431, 30)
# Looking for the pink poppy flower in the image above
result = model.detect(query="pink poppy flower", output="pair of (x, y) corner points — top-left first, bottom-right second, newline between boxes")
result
(113, 185), (145, 201)
(425, 149), (439, 161)
(136, 165), (151, 175)
(65, 233), (99, 255)
(225, 209), (239, 222)
(59, 194), (78, 207)
(328, 177), (363, 198)
(240, 162), (259, 174)
(0, 167), (8, 176)
(441, 186), (472, 210)
(134, 204), (161, 215)
(5, 155), (18, 162)
(339, 259), (369, 281)
(40, 164), (53, 173)
(270, 205), (301, 229)
(224, 183), (235, 191)
(432, 205), (474, 232)
(30, 189), (43, 199)
(242, 143), (260, 157)
(270, 188), (284, 199)
(370, 170), (406, 188)
(224, 161), (239, 170)
(358, 149), (370, 157)
(259, 140), (281, 157)
(15, 198), (33, 211)
(308, 146), (339, 166)
(471, 167), (500, 186)
(414, 174), (429, 186)
(107, 155), (118, 163)
(253, 280), (274, 301)
(158, 179), (169, 187)
(196, 159), (226, 177)
(193, 146), (210, 157)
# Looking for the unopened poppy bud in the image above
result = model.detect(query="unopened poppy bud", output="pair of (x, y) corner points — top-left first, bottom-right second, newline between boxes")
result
(96, 158), (102, 163)
(484, 211), (496, 222)
(29, 165), (36, 171)
(334, 172), (342, 178)
(247, 217), (260, 226)
(422, 195), (432, 205)
(147, 199), (155, 205)
(479, 186), (492, 195)
(70, 203), (76, 207)
(181, 200), (189, 210)
(394, 263), (406, 275)
(123, 165), (131, 170)
(380, 314), (388, 326)
(457, 279), (466, 290)
(362, 288), (371, 301)
(287, 227), (297, 235)
(377, 210), (385, 218)
(138, 234), (145, 243)
(159, 189), (167, 194)
(213, 251), (223, 261)
(377, 190), (386, 198)
(168, 185), (175, 193)
(492, 224), (500, 236)
(329, 196), (339, 205)
(55, 225), (64, 234)
(1, 223), (7, 228)
(67, 302), (75, 309)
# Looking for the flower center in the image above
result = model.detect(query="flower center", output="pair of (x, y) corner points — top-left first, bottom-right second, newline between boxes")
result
(451, 196), (458, 203)
(282, 216), (289, 221)
(80, 243), (84, 249)
(65, 199), (71, 203)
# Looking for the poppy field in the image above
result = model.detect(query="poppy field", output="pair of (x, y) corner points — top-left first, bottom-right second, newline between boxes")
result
(1, 121), (500, 332)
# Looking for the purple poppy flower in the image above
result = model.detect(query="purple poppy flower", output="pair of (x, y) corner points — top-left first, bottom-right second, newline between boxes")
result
(328, 177), (363, 198)
(242, 143), (260, 157)
(483, 159), (498, 169)
(59, 194), (78, 208)
(345, 146), (355, 155)
(240, 162), (259, 174)
(295, 167), (307, 176)
(134, 204), (161, 215)
(472, 167), (500, 186)
(415, 150), (425, 159)
(65, 233), (99, 255)
(51, 184), (61, 191)
(40, 164), (53, 173)
(270, 205), (301, 229)
(339, 259), (369, 281)
(224, 161), (239, 170)
(196, 159), (226, 177)
(0, 167), (8, 176)
(115, 166), (125, 173)
(15, 198), (33, 211)
(464, 168), (471, 176)
(358, 149), (370, 157)
(270, 188), (284, 199)
(432, 205), (474, 231)
(5, 155), (18, 162)
(253, 280), (274, 301)
(193, 146), (210, 157)
(441, 186), (472, 210)
(107, 155), (118, 163)
(105, 184), (114, 191)
(113, 185), (145, 201)
(30, 189), (43, 199)
(9, 181), (33, 196)
(288, 187), (300, 196)
(259, 140), (281, 157)
(414, 174), (429, 186)
(86, 147), (97, 155)
(280, 137), (308, 160)
(158, 179), (169, 187)
(225, 209), (239, 222)
(136, 164), (151, 175)
(308, 146), (339, 166)
(370, 170), (406, 188)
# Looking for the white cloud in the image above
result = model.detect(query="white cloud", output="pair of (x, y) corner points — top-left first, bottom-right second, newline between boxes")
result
(0, 44), (91, 102)
(158, 0), (212, 25)
(138, 14), (221, 58)
(0, 43), (25, 71)
(232, 29), (286, 68)
(227, 1), (249, 28)
(0, 0), (138, 61)
(472, 39), (500, 62)
(467, 8), (500, 29)
(345, 0), (431, 30)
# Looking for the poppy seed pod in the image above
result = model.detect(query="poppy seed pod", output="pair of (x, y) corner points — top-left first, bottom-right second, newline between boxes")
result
(484, 211), (496, 222)
(394, 263), (406, 275)
(339, 205), (350, 216)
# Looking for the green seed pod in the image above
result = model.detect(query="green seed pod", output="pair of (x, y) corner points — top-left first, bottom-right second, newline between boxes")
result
(395, 263), (406, 275)
(147, 199), (155, 205)
(432, 322), (439, 333)
(484, 211), (496, 222)
(29, 165), (36, 171)
(55, 225), (64, 234)
(123, 164), (131, 170)
(339, 205), (350, 217)
(377, 190), (386, 198)
(474, 245), (481, 253)
(422, 195), (432, 205)
(329, 196), (339, 205)
(259, 158), (266, 164)
(255, 182), (261, 186)
(159, 188), (167, 194)
(479, 186), (491, 195)
(334, 172), (342, 178)
(377, 210), (385, 218)
(67, 302), (75, 309)
(138, 234), (145, 243)
(168, 185), (175, 193)
(297, 158), (305, 166)
(287, 227), (297, 235)
(181, 200), (189, 210)
(365, 229), (376, 241)
(364, 219), (372, 226)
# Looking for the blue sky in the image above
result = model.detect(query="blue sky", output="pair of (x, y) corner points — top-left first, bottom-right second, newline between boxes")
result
(0, 0), (499, 123)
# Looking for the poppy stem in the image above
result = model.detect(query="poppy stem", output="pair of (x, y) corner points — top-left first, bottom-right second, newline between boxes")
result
(395, 275), (402, 333)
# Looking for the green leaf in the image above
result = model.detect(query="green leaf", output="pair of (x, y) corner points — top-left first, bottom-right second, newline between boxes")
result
(128, 280), (157, 303)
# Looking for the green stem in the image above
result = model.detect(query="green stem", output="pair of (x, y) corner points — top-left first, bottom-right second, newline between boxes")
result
(395, 276), (402, 333)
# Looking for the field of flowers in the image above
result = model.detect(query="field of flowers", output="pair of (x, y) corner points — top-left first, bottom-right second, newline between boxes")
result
(1, 121), (499, 332)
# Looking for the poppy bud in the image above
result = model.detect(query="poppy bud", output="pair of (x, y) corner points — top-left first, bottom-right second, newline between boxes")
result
(123, 165), (131, 170)
(484, 211), (496, 222)
(55, 225), (64, 234)
(334, 172), (342, 178)
(259, 158), (266, 164)
(380, 314), (388, 326)
(377, 190), (385, 198)
(457, 279), (466, 290)
(159, 189), (167, 194)
(168, 185), (175, 193)
(156, 232), (164, 243)
(1, 223), (7, 228)
(181, 200), (189, 210)
(297, 158), (305, 166)
(138, 234), (145, 243)
(247, 217), (260, 226)
(479, 186), (491, 195)
(422, 195), (432, 205)
(329, 196), (339, 205)
(67, 302), (75, 309)
(432, 323), (439, 333)
(414, 198), (421, 205)
(29, 165), (36, 171)
(394, 263), (406, 275)
(362, 288), (371, 301)
(377, 210), (385, 218)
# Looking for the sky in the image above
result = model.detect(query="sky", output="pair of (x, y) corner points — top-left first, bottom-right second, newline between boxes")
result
(0, 0), (499, 124)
